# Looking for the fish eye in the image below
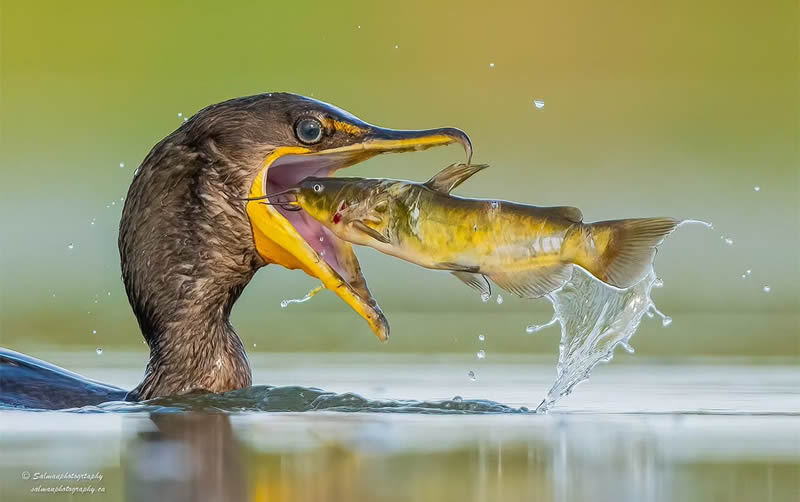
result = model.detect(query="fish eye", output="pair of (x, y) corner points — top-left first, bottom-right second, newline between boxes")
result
(295, 117), (323, 144)
(312, 183), (324, 193)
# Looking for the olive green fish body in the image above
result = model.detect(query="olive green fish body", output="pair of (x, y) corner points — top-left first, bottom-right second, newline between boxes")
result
(292, 164), (679, 298)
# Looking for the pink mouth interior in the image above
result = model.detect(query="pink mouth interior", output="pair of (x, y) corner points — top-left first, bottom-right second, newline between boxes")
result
(265, 154), (350, 280)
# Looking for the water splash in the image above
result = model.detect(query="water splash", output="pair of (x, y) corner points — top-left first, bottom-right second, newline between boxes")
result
(280, 285), (323, 308)
(533, 99), (545, 109)
(476, 350), (486, 360)
(535, 266), (665, 413)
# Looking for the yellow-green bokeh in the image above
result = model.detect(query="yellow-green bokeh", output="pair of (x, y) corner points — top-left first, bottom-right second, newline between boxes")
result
(1, 0), (797, 356)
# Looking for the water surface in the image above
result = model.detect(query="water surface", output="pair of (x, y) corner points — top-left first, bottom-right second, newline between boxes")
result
(1, 354), (797, 501)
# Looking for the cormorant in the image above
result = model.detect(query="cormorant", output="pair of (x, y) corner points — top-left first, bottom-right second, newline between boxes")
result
(0, 93), (471, 409)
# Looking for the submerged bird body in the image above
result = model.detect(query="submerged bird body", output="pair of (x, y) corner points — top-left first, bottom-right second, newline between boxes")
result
(287, 163), (679, 298)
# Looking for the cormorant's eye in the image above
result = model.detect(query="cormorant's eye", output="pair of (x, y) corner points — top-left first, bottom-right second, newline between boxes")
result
(313, 183), (324, 193)
(295, 118), (323, 144)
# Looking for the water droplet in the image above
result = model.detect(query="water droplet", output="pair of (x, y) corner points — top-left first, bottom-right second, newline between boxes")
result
(119, 162), (125, 168)
(468, 370), (477, 381)
(96, 348), (103, 355)
(478, 334), (485, 342)
(183, 117), (188, 122)
(489, 62), (495, 68)
(92, 330), (97, 334)
(480, 292), (490, 302)
(280, 300), (289, 308)
(476, 350), (486, 360)
(741, 274), (747, 279)
(452, 395), (463, 402)
(111, 201), (116, 206)
(133, 167), (140, 176)
(93, 299), (98, 304)
(490, 201), (499, 209)
(653, 278), (664, 288)
(177, 112), (183, 118)
(319, 249), (326, 257)
(357, 25), (361, 29)
(319, 236), (324, 242)
(525, 317), (558, 334)
(394, 44), (398, 49)
(253, 343), (257, 348)
(496, 294), (504, 305)
(746, 269), (752, 275)
(661, 316), (673, 327)
(107, 292), (111, 296)
(67, 243), (74, 250)
(754, 186), (760, 192)
(724, 238), (733, 245)
(763, 285), (771, 293)
(534, 99), (545, 109)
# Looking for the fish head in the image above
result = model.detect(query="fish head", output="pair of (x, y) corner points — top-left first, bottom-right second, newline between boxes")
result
(294, 177), (393, 246)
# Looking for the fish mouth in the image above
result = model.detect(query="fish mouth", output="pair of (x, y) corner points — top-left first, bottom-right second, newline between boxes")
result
(247, 127), (471, 341)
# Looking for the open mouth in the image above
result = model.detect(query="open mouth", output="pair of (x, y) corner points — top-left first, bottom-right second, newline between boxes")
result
(246, 129), (471, 342)
(264, 152), (354, 281)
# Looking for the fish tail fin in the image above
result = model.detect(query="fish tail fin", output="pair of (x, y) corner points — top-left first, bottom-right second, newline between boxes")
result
(576, 217), (679, 288)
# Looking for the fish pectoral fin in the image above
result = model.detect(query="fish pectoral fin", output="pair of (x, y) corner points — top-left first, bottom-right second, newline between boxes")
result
(352, 220), (390, 244)
(424, 163), (489, 194)
(488, 264), (574, 299)
(451, 272), (491, 297)
(436, 262), (480, 273)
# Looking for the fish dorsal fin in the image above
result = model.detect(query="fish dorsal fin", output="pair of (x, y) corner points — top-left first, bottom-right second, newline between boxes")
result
(423, 163), (489, 194)
(545, 206), (584, 223)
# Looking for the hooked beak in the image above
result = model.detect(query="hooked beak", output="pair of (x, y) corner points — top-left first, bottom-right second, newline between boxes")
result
(246, 125), (471, 342)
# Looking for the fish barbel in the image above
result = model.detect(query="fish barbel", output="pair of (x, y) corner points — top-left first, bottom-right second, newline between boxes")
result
(271, 163), (679, 298)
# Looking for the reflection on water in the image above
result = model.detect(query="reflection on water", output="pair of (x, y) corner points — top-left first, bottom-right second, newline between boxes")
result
(1, 410), (798, 502)
(1, 359), (798, 500)
(127, 413), (244, 502)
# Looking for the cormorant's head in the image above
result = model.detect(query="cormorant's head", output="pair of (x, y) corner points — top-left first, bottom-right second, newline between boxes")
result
(123, 93), (470, 344)
(246, 94), (470, 342)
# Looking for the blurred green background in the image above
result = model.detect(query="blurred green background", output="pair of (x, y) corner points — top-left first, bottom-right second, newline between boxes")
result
(1, 0), (797, 358)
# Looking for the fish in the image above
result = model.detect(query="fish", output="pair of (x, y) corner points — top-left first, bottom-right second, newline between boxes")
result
(266, 163), (679, 299)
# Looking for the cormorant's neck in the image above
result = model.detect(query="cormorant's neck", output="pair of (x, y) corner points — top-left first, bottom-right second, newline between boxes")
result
(127, 279), (254, 401)
(119, 131), (270, 401)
